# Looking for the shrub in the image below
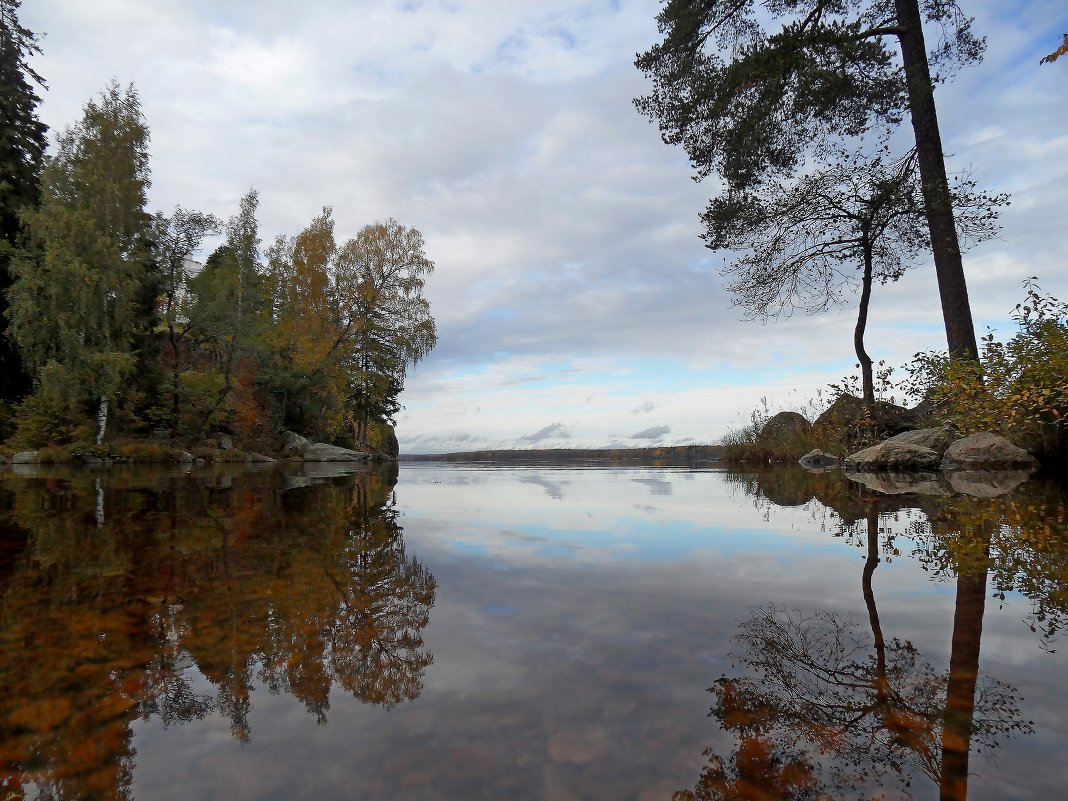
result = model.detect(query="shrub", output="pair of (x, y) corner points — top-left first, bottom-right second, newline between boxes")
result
(905, 279), (1068, 459)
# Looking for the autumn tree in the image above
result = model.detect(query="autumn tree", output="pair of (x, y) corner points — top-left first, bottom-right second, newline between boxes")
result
(334, 219), (437, 447)
(1040, 34), (1068, 64)
(263, 207), (347, 436)
(0, 0), (47, 409)
(712, 147), (1005, 411)
(8, 81), (154, 444)
(636, 0), (987, 360)
(185, 190), (265, 440)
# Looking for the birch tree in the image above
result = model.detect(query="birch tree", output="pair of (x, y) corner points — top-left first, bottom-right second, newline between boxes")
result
(8, 81), (153, 443)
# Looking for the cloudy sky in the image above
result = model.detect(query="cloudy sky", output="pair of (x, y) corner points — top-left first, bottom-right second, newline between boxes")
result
(21, 0), (1068, 453)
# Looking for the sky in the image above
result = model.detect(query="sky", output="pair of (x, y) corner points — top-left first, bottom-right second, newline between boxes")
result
(20, 0), (1068, 453)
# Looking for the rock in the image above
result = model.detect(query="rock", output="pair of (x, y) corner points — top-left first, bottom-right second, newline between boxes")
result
(760, 411), (811, 439)
(846, 471), (950, 496)
(799, 449), (839, 468)
(12, 450), (38, 464)
(217, 433), (233, 450)
(280, 430), (310, 455)
(302, 442), (372, 462)
(815, 394), (918, 435)
(246, 452), (276, 463)
(0, 454), (7, 465)
(843, 441), (941, 471)
(177, 451), (195, 464)
(381, 424), (399, 459)
(942, 432), (1038, 469)
(80, 455), (105, 466)
(885, 425), (959, 457)
(945, 470), (1032, 498)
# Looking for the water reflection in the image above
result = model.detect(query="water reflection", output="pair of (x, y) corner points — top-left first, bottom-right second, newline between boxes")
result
(0, 465), (434, 800)
(681, 468), (1068, 801)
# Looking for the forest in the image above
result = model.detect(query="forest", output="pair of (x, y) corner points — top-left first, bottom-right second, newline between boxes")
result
(0, 3), (435, 459)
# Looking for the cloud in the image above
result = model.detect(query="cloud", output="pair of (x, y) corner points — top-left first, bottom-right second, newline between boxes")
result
(519, 422), (572, 443)
(631, 401), (656, 415)
(630, 425), (670, 440)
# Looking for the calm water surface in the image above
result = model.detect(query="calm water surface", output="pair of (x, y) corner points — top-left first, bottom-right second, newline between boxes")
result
(0, 461), (1065, 800)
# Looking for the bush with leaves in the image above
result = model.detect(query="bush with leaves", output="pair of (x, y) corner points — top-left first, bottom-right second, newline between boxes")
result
(906, 279), (1068, 459)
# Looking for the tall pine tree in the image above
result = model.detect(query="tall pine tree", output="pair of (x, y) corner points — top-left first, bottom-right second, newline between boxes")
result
(0, 0), (47, 407)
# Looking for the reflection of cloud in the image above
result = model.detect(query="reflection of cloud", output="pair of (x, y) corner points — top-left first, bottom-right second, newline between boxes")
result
(630, 425), (670, 440)
(631, 478), (672, 496)
(520, 422), (572, 443)
(519, 474), (568, 500)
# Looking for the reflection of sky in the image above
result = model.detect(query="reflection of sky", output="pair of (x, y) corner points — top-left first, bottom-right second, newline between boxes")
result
(127, 465), (1068, 801)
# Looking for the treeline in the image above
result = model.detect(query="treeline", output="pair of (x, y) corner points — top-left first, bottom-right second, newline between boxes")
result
(404, 444), (727, 466)
(0, 3), (434, 454)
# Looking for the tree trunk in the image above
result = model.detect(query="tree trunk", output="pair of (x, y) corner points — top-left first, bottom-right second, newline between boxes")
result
(862, 509), (888, 702)
(96, 394), (108, 444)
(169, 322), (181, 444)
(894, 0), (979, 361)
(939, 551), (989, 801)
(856, 246), (876, 414)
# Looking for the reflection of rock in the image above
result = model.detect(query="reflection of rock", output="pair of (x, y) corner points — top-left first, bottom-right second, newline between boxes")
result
(799, 449), (839, 469)
(885, 425), (959, 456)
(942, 432), (1038, 469)
(845, 471), (950, 496)
(945, 470), (1033, 498)
(843, 441), (941, 470)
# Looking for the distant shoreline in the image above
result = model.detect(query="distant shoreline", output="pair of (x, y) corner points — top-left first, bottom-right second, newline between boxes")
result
(399, 444), (726, 465)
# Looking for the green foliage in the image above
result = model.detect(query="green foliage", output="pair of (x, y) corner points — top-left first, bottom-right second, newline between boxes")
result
(905, 280), (1068, 458)
(0, 0), (47, 404)
(8, 81), (154, 442)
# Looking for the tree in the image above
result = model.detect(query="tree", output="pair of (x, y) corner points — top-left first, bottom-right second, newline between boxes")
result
(0, 0), (47, 408)
(1040, 33), (1068, 64)
(263, 207), (348, 436)
(636, 0), (986, 360)
(185, 190), (265, 439)
(153, 206), (221, 442)
(8, 81), (153, 444)
(711, 147), (1004, 410)
(334, 219), (437, 446)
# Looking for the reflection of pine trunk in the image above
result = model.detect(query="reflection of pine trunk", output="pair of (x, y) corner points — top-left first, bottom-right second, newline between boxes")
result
(939, 537), (990, 801)
(856, 246), (875, 414)
(862, 510), (888, 700)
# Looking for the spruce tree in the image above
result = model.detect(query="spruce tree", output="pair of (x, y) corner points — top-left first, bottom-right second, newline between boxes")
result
(0, 0), (47, 406)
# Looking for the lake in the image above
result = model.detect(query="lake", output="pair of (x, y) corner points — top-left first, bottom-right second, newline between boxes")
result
(1, 461), (1065, 800)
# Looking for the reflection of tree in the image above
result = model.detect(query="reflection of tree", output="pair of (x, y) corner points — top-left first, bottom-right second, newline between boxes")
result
(0, 464), (435, 800)
(673, 737), (822, 801)
(680, 481), (1035, 801)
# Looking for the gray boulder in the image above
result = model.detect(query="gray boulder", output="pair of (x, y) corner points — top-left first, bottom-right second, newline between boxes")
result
(761, 411), (811, 438)
(799, 449), (839, 469)
(942, 432), (1038, 469)
(280, 430), (310, 455)
(885, 425), (959, 457)
(246, 451), (277, 463)
(846, 471), (950, 496)
(12, 450), (38, 464)
(843, 441), (941, 471)
(816, 394), (918, 435)
(945, 469), (1032, 498)
(0, 454), (7, 465)
(302, 442), (372, 462)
